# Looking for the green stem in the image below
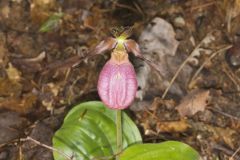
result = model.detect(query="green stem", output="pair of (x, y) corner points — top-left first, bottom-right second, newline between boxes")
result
(116, 110), (122, 159)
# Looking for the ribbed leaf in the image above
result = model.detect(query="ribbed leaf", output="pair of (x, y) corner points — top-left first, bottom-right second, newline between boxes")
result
(53, 101), (142, 160)
(120, 141), (200, 160)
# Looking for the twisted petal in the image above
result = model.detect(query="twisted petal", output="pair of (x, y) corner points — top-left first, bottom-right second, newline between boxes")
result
(97, 60), (137, 109)
(91, 37), (117, 55)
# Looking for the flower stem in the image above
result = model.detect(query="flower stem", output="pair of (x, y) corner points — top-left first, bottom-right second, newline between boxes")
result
(116, 110), (122, 159)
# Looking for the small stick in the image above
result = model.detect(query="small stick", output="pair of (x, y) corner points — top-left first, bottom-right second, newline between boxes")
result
(208, 107), (240, 121)
(222, 63), (240, 96)
(162, 31), (215, 99)
(21, 136), (73, 160)
(212, 143), (239, 158)
(230, 145), (240, 160)
(189, 1), (216, 12)
(133, 1), (145, 17)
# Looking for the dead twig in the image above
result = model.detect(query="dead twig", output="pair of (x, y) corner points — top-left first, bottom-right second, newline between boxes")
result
(208, 107), (240, 121)
(222, 63), (240, 96)
(132, 1), (145, 18)
(189, 1), (216, 12)
(230, 145), (240, 160)
(212, 143), (240, 159)
(21, 136), (73, 160)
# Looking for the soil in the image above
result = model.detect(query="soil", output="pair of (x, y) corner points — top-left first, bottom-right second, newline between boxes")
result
(0, 0), (240, 160)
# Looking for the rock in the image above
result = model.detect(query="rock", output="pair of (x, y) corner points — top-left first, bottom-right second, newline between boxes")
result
(132, 17), (193, 107)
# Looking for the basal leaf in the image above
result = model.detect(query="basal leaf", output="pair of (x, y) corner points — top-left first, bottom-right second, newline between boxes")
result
(120, 141), (200, 160)
(53, 101), (142, 160)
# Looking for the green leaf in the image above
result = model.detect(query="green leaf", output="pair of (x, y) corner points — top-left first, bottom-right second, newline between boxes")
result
(120, 141), (200, 160)
(53, 101), (142, 160)
(39, 12), (63, 33)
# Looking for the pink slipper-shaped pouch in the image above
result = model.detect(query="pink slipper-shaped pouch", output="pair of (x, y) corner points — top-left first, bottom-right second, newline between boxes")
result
(97, 60), (137, 109)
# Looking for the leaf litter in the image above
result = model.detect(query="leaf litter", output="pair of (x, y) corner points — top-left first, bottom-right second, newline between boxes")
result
(0, 0), (240, 159)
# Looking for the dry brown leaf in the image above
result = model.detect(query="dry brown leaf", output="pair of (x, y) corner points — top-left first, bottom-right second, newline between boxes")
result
(176, 89), (210, 117)
(0, 78), (22, 97)
(0, 93), (37, 114)
(156, 119), (190, 133)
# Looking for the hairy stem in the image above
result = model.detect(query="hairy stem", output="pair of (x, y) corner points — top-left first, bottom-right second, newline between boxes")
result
(116, 110), (122, 159)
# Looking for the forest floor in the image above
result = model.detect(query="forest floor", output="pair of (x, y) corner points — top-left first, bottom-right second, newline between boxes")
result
(0, 0), (240, 160)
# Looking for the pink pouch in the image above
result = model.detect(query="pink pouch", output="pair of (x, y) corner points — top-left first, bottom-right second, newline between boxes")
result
(97, 60), (137, 109)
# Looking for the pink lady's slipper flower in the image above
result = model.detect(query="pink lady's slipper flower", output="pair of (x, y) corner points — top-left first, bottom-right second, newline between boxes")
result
(97, 48), (137, 109)
(93, 29), (161, 110)
(97, 38), (137, 109)
(95, 33), (144, 109)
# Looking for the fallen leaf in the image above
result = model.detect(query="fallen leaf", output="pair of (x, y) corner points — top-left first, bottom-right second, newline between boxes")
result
(0, 78), (22, 97)
(0, 93), (37, 114)
(156, 119), (190, 133)
(176, 89), (210, 117)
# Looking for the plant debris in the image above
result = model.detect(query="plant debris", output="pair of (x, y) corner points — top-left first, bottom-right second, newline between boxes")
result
(176, 89), (210, 117)
(0, 0), (240, 159)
